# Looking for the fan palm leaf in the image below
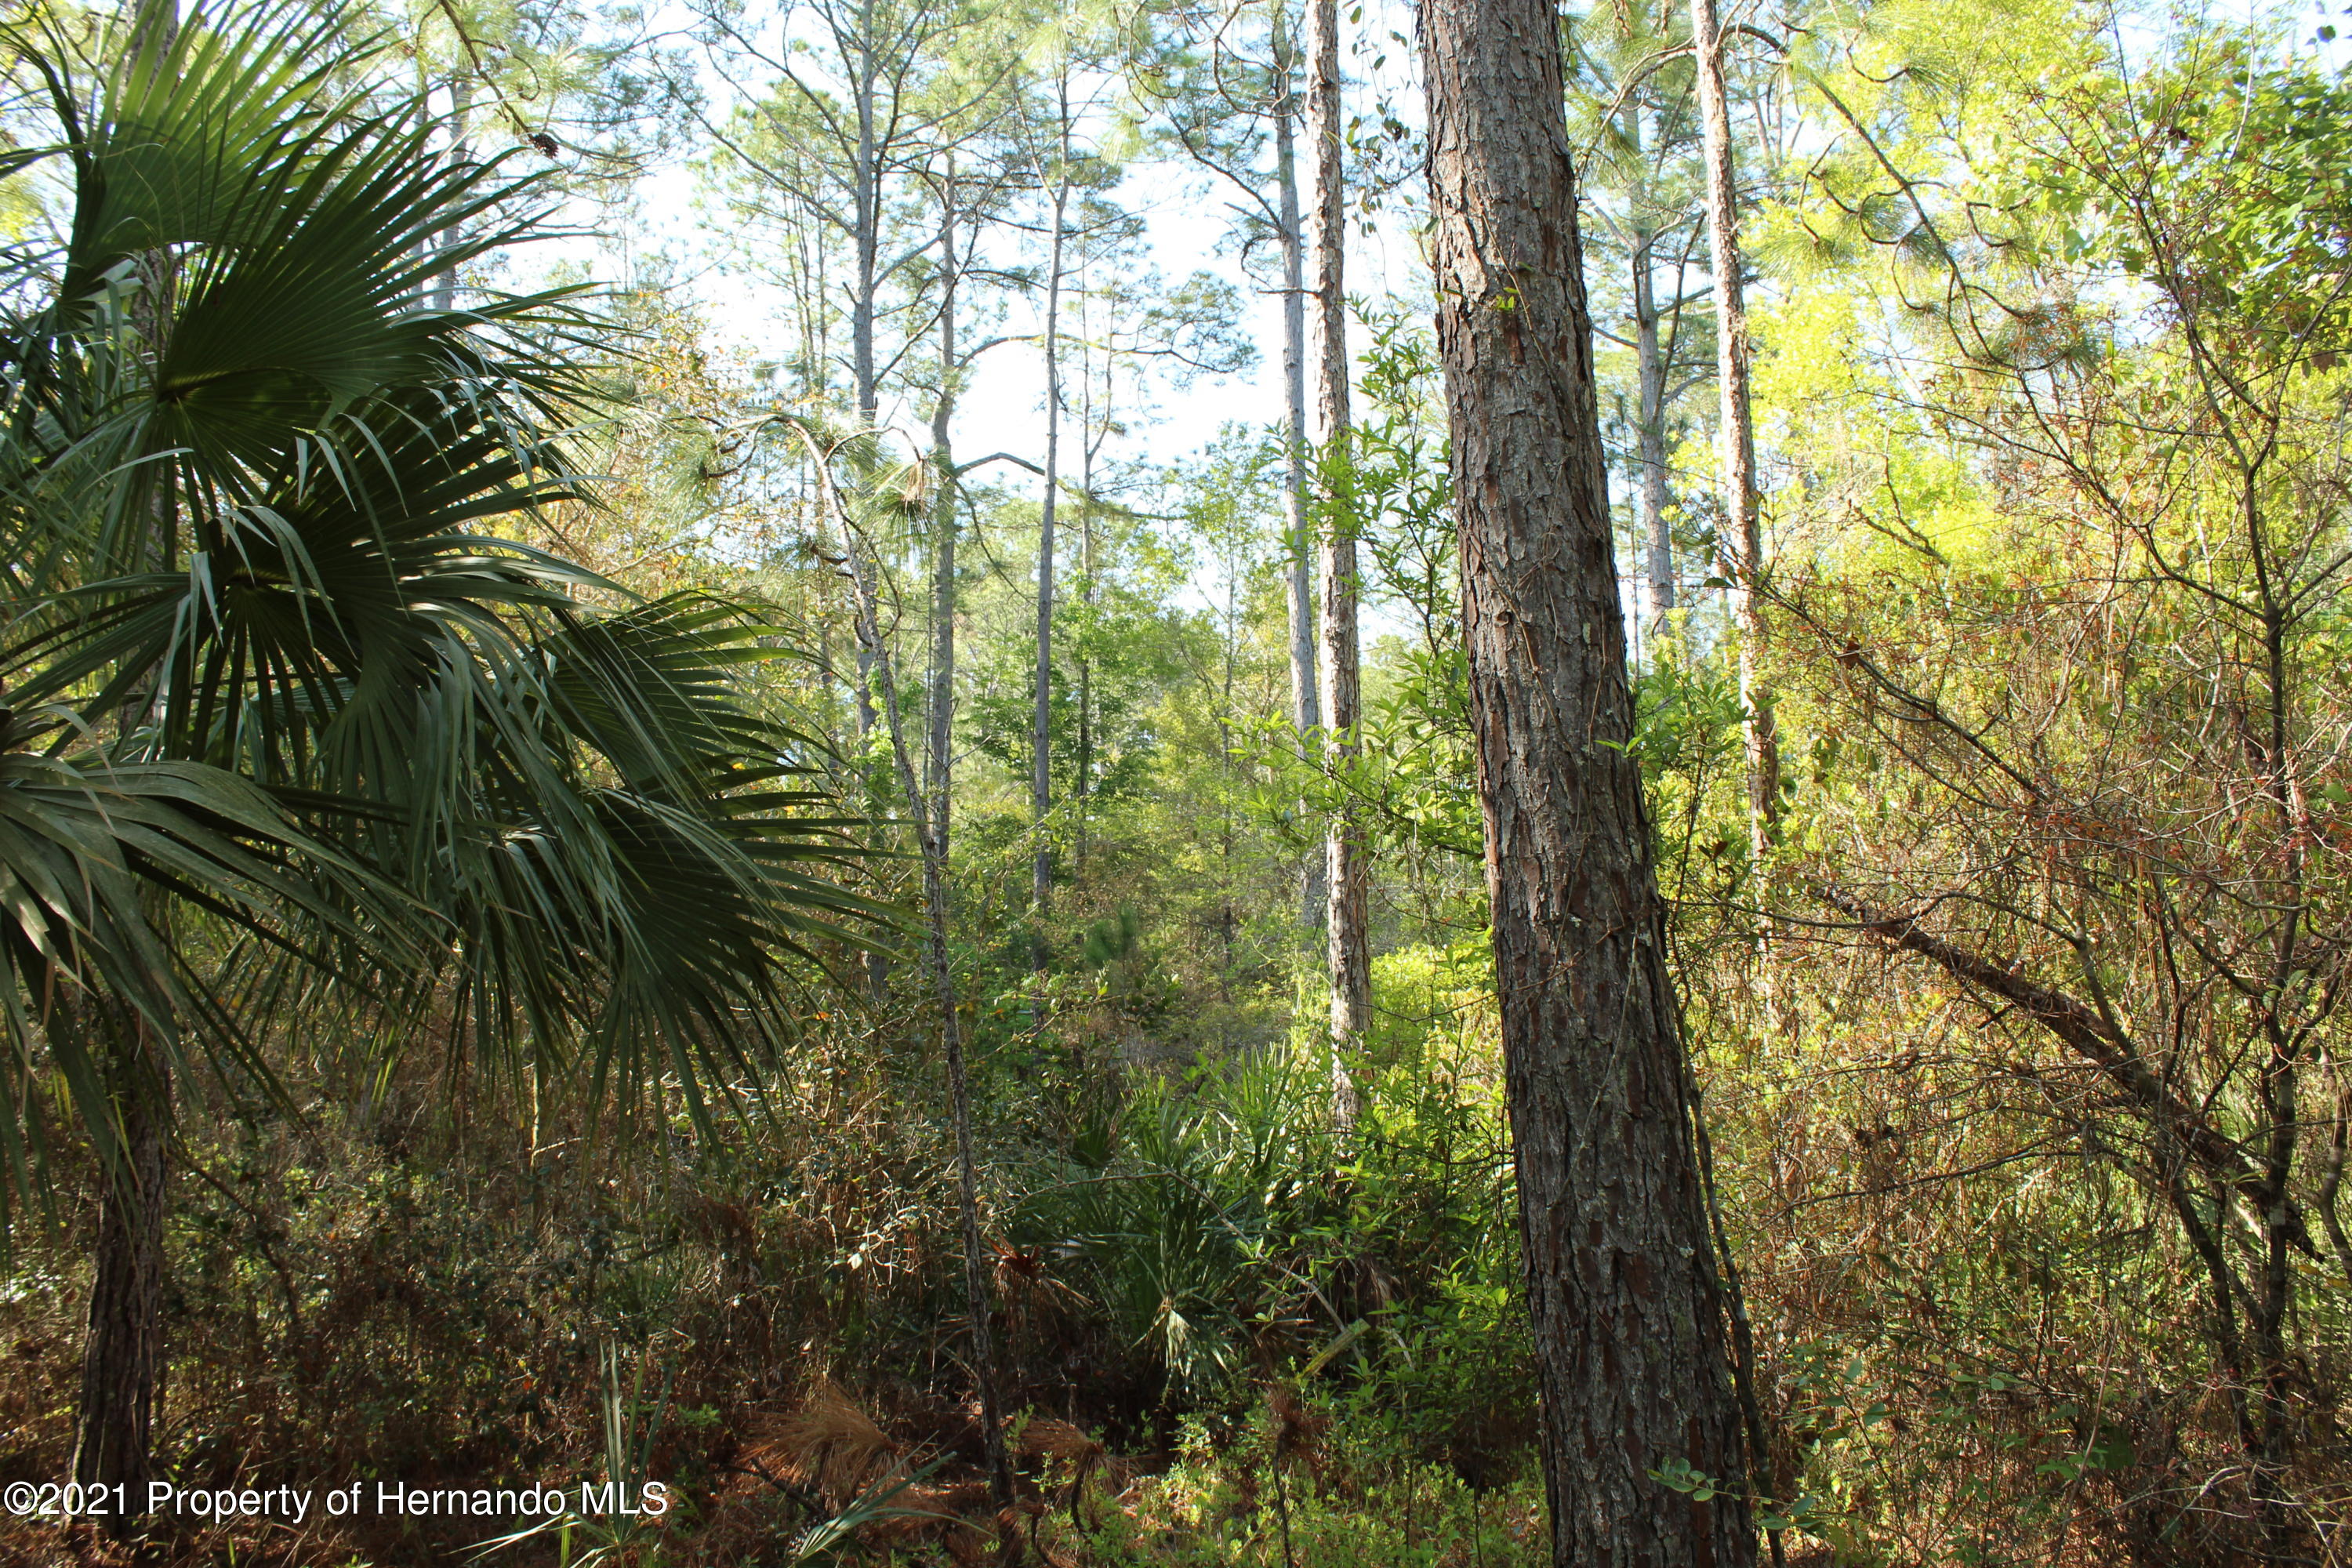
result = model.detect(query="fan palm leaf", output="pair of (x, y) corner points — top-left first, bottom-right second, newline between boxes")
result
(0, 707), (411, 1221)
(0, 0), (886, 1189)
(0, 0), (887, 1508)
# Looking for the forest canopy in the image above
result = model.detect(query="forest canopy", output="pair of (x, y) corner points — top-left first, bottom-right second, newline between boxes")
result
(0, 0), (2348, 1564)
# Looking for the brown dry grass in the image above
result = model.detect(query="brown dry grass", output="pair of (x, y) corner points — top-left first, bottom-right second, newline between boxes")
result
(747, 1380), (902, 1508)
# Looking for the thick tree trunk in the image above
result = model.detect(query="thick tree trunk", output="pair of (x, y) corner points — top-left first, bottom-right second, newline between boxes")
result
(1417, 0), (1757, 1559)
(74, 1009), (170, 1536)
(1689, 0), (1777, 852)
(1308, 0), (1364, 1127)
(1272, 13), (1323, 936)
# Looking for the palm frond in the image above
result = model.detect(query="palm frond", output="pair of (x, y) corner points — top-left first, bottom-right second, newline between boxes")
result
(0, 711), (418, 1220)
(0, 0), (888, 1215)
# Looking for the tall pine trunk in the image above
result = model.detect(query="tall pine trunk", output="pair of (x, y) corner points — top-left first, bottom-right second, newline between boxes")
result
(1690, 0), (1777, 853)
(848, 3), (886, 995)
(1272, 9), (1323, 935)
(800, 428), (1020, 1558)
(1307, 0), (1364, 1126)
(1628, 183), (1675, 640)
(1417, 0), (1756, 1557)
(1624, 97), (1676, 641)
(850, 0), (880, 433)
(1634, 223), (1675, 639)
(927, 170), (960, 877)
(1031, 94), (1071, 949)
(431, 73), (470, 310)
(849, 0), (881, 753)
(1074, 285), (1098, 878)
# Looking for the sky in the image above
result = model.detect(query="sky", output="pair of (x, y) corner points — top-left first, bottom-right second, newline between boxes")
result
(544, 0), (2352, 641)
(591, 0), (1436, 495)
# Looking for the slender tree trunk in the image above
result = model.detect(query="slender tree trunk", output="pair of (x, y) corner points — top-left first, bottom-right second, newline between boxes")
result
(1635, 234), (1675, 637)
(1272, 9), (1323, 935)
(801, 432), (1020, 1560)
(1628, 169), (1675, 636)
(851, 0), (880, 430)
(432, 73), (470, 311)
(1417, 0), (1756, 1559)
(1308, 0), (1364, 1127)
(1031, 99), (1071, 950)
(1624, 103), (1675, 637)
(848, 0), (883, 752)
(1689, 0), (1777, 853)
(1221, 569), (1240, 1004)
(927, 174), (960, 866)
(1074, 283), (1098, 880)
(920, 810), (1020, 1566)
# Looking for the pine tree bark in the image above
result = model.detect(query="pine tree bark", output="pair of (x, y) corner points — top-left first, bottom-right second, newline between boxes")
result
(851, 0), (881, 431)
(1620, 100), (1677, 643)
(1307, 0), (1364, 1127)
(927, 169), (960, 869)
(1689, 0), (1777, 852)
(1272, 9), (1324, 935)
(842, 0), (886, 756)
(432, 73), (470, 311)
(1031, 93), (1071, 946)
(1417, 0), (1756, 1557)
(1631, 227), (1675, 637)
(845, 2), (886, 1000)
(798, 425), (1019, 1555)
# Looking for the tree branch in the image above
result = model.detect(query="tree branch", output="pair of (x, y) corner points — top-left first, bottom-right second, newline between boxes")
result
(1822, 886), (2309, 1250)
